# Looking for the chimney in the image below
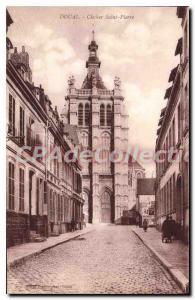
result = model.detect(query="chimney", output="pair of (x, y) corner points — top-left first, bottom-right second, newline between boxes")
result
(22, 46), (25, 53)
(14, 47), (17, 53)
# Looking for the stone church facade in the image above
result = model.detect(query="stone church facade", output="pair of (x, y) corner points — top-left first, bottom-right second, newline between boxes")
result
(62, 35), (129, 224)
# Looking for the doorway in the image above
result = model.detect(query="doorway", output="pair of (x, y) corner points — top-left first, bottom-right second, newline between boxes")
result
(29, 171), (34, 230)
(101, 191), (111, 223)
(176, 175), (183, 239)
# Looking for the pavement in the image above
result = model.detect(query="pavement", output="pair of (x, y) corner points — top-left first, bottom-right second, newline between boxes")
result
(131, 226), (189, 293)
(7, 224), (94, 268)
(7, 225), (183, 294)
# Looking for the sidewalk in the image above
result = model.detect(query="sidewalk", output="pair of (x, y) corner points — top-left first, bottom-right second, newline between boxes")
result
(131, 226), (189, 293)
(7, 225), (94, 269)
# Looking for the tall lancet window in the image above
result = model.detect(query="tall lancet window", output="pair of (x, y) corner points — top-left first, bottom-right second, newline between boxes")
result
(85, 103), (90, 126)
(101, 132), (111, 173)
(100, 104), (105, 126)
(78, 103), (83, 126)
(107, 104), (112, 126)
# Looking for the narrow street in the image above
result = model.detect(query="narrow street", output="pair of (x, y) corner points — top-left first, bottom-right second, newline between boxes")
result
(7, 225), (182, 294)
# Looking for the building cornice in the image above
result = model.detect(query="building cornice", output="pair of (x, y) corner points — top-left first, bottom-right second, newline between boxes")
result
(156, 65), (181, 150)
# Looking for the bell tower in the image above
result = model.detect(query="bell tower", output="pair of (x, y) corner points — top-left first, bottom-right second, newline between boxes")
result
(64, 32), (129, 224)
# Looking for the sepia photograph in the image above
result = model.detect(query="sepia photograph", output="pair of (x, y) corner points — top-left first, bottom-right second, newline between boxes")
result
(6, 6), (189, 295)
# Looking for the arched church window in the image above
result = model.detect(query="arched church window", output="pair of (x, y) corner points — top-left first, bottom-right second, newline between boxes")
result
(101, 132), (110, 148)
(81, 132), (89, 148)
(101, 132), (111, 173)
(100, 104), (105, 126)
(107, 104), (112, 126)
(78, 103), (83, 126)
(85, 103), (90, 126)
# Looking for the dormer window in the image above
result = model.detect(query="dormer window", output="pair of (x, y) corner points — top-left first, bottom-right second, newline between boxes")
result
(35, 89), (40, 101)
(20, 66), (26, 80)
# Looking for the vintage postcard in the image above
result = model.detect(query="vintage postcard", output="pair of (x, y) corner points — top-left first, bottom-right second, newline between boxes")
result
(6, 6), (189, 295)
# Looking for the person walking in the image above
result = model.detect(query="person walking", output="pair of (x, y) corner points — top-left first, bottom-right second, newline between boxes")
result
(169, 215), (176, 241)
(71, 218), (75, 232)
(162, 216), (172, 242)
(143, 219), (148, 232)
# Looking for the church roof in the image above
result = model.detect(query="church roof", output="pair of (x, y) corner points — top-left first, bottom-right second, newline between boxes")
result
(63, 124), (79, 145)
(6, 9), (13, 28)
(81, 74), (107, 89)
(175, 37), (183, 56)
(128, 154), (145, 170)
(168, 65), (179, 82)
(164, 86), (172, 99)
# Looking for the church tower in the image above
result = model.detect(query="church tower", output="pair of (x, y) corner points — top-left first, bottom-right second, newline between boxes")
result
(63, 32), (129, 223)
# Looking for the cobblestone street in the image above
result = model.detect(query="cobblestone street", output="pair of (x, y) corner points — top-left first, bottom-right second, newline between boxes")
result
(7, 225), (182, 294)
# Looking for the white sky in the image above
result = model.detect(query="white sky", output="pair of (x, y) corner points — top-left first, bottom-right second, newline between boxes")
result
(7, 6), (182, 176)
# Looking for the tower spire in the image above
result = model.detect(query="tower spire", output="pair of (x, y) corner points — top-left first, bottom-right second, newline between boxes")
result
(92, 29), (95, 41)
(81, 31), (106, 89)
(92, 23), (95, 41)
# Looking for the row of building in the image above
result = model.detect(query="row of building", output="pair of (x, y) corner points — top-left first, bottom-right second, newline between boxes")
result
(6, 10), (84, 247)
(155, 7), (189, 243)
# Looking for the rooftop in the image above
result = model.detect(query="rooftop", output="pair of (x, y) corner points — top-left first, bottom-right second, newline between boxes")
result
(128, 154), (145, 170)
(63, 124), (79, 146)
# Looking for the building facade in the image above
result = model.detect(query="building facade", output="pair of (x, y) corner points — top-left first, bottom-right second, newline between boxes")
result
(6, 11), (84, 247)
(136, 178), (155, 227)
(62, 35), (129, 224)
(155, 7), (189, 243)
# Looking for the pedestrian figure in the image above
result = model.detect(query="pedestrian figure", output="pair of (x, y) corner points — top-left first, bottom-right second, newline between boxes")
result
(162, 216), (172, 243)
(71, 218), (75, 232)
(143, 219), (148, 232)
(169, 215), (176, 241)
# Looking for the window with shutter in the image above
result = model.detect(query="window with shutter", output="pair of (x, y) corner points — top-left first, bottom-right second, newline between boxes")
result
(36, 178), (39, 215)
(50, 190), (53, 220)
(8, 94), (15, 136)
(19, 168), (25, 211)
(8, 162), (15, 210)
(19, 107), (25, 144)
(44, 181), (47, 204)
(58, 194), (61, 221)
